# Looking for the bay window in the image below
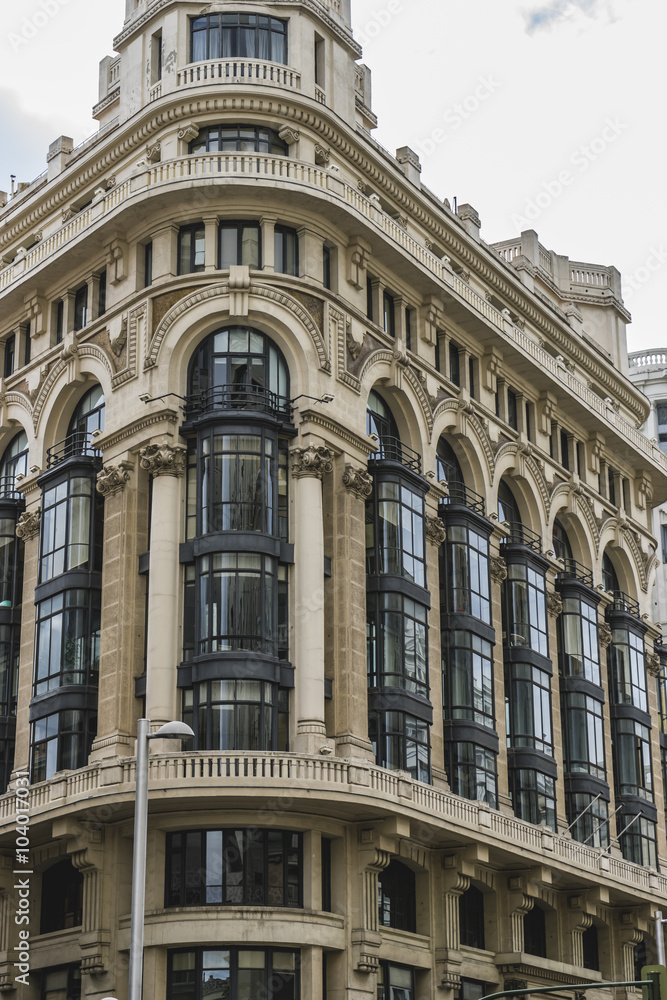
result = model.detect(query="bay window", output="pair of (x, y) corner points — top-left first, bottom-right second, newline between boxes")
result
(31, 709), (97, 783)
(447, 742), (497, 808)
(191, 14), (288, 64)
(168, 949), (298, 1000)
(183, 679), (289, 753)
(503, 563), (548, 655)
(510, 768), (556, 829)
(367, 593), (428, 697)
(565, 791), (609, 849)
(443, 631), (494, 726)
(562, 692), (605, 779)
(441, 523), (491, 621)
(369, 711), (430, 784)
(505, 663), (553, 756)
(190, 125), (287, 155)
(559, 595), (601, 684)
(365, 480), (426, 586)
(34, 590), (100, 695)
(608, 628), (648, 711)
(613, 718), (653, 800)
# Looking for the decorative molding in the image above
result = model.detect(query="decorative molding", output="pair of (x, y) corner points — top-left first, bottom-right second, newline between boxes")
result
(16, 509), (40, 540)
(177, 123), (199, 142)
(598, 622), (613, 648)
(490, 556), (508, 584)
(278, 126), (300, 146)
(342, 464), (373, 500)
(96, 463), (132, 497)
(646, 652), (661, 677)
(291, 445), (334, 480)
(139, 443), (186, 478)
(425, 515), (446, 546)
(314, 143), (331, 166)
(547, 592), (563, 618)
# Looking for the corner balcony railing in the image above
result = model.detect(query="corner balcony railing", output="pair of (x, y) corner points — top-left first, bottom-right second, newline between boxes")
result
(2, 750), (665, 896)
(176, 59), (300, 91)
(184, 384), (291, 422)
(0, 477), (23, 501)
(440, 482), (486, 516)
(607, 590), (641, 618)
(500, 521), (543, 554)
(46, 431), (101, 469)
(368, 436), (422, 474)
(557, 558), (594, 588)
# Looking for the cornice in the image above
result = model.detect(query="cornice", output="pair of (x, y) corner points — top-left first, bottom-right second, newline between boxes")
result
(0, 92), (646, 423)
(298, 409), (373, 457)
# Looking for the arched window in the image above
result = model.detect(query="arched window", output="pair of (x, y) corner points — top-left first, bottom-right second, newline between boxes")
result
(552, 519), (573, 563)
(459, 885), (485, 949)
(436, 438), (463, 486)
(378, 860), (416, 932)
(523, 905), (547, 957)
(40, 859), (83, 934)
(497, 480), (520, 525)
(602, 552), (620, 593)
(367, 389), (399, 444)
(188, 327), (290, 416)
(0, 431), (28, 496)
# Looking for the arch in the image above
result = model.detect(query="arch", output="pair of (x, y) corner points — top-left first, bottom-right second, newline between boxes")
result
(598, 540), (636, 599)
(493, 445), (549, 535)
(598, 522), (650, 597)
(187, 325), (290, 402)
(358, 350), (433, 445)
(0, 429), (29, 487)
(547, 489), (596, 569)
(432, 398), (494, 494)
(145, 281), (330, 375)
(33, 346), (112, 440)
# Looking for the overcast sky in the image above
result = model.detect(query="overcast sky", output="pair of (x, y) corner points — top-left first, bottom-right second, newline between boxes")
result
(1, 0), (665, 353)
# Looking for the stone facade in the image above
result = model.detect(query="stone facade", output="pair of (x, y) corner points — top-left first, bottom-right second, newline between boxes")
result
(0, 3), (666, 1000)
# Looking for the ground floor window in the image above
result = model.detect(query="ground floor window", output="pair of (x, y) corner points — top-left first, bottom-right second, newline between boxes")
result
(41, 965), (81, 1000)
(168, 948), (299, 1000)
(377, 962), (414, 1000)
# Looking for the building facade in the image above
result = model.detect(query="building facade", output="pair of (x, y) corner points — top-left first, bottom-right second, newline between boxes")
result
(0, 2), (667, 999)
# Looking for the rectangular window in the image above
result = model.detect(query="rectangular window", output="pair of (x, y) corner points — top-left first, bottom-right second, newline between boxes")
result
(561, 430), (570, 470)
(443, 630), (494, 725)
(369, 710), (431, 784)
(74, 285), (88, 330)
(274, 226), (298, 276)
(505, 662), (553, 756)
(178, 224), (206, 274)
(314, 33), (325, 87)
(34, 589), (101, 696)
(151, 30), (163, 83)
(366, 275), (374, 322)
(31, 710), (97, 783)
(322, 244), (331, 289)
(503, 562), (549, 656)
(577, 441), (584, 477)
(41, 965), (82, 1000)
(469, 356), (476, 399)
(4, 336), (15, 378)
(377, 963), (415, 1000)
(98, 270), (107, 317)
(144, 241), (153, 287)
(449, 341), (460, 386)
(608, 466), (617, 506)
(219, 222), (261, 270)
(169, 948), (298, 1000)
(24, 322), (31, 366)
(449, 742), (498, 808)
(321, 837), (332, 912)
(507, 387), (518, 430)
(405, 307), (412, 351)
(40, 476), (97, 583)
(510, 767), (556, 828)
(382, 291), (395, 337)
(191, 13), (288, 65)
(56, 300), (64, 344)
(525, 402), (533, 441)
(662, 525), (667, 564)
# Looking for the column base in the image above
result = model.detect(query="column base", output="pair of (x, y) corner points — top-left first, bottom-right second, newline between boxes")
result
(335, 734), (375, 761)
(89, 733), (134, 761)
(292, 730), (335, 756)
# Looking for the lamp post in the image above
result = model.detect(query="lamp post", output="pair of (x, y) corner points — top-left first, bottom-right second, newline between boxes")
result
(128, 718), (194, 1000)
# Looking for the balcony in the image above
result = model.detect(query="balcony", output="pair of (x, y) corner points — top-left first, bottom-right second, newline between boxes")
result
(557, 558), (594, 588)
(500, 522), (543, 554)
(368, 436), (422, 474)
(440, 482), (486, 516)
(46, 431), (102, 469)
(0, 477), (23, 501)
(176, 59), (300, 92)
(184, 384), (291, 422)
(606, 590), (641, 618)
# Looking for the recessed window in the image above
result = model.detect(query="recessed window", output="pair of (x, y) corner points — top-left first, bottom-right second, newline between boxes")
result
(314, 33), (325, 87)
(219, 221), (261, 270)
(377, 963), (415, 1000)
(560, 429), (570, 470)
(366, 274), (374, 321)
(40, 860), (83, 934)
(41, 966), (81, 1000)
(0, 429), (28, 497)
(524, 905), (547, 957)
(166, 829), (302, 907)
(583, 925), (600, 971)
(151, 30), (162, 84)
(378, 860), (416, 932)
(382, 291), (396, 336)
(24, 321), (31, 366)
(144, 242), (153, 287)
(405, 307), (413, 351)
(73, 285), (88, 331)
(449, 341), (460, 386)
(178, 224), (206, 274)
(55, 300), (64, 343)
(190, 125), (287, 155)
(191, 13), (288, 64)
(459, 885), (485, 949)
(168, 949), (299, 1000)
(3, 335), (15, 379)
(507, 387), (518, 430)
(274, 225), (298, 275)
(97, 269), (107, 317)
(323, 244), (331, 289)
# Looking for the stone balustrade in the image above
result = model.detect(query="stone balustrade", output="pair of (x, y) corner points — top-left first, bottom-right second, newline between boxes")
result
(1, 751), (665, 898)
(629, 350), (667, 370)
(176, 58), (301, 90)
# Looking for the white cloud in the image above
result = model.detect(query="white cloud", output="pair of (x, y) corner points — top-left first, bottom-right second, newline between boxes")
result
(522, 0), (611, 33)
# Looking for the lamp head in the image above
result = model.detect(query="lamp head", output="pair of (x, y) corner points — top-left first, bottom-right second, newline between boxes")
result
(148, 721), (195, 740)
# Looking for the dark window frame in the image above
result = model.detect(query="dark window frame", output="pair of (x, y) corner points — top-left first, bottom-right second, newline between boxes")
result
(190, 124), (288, 156)
(274, 225), (298, 276)
(40, 860), (83, 934)
(369, 710), (431, 784)
(218, 220), (261, 270)
(367, 592), (429, 698)
(190, 13), (288, 64)
(30, 709), (97, 784)
(178, 223), (206, 275)
(378, 860), (416, 933)
(167, 946), (299, 1000)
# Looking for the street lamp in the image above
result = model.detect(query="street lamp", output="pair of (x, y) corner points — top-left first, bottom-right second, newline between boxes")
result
(128, 718), (194, 1000)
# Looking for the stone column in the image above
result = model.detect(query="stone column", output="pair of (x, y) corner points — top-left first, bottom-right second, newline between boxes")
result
(139, 443), (186, 729)
(328, 461), (373, 759)
(260, 216), (276, 272)
(91, 460), (145, 760)
(291, 444), (333, 754)
(203, 215), (219, 272)
(12, 499), (41, 776)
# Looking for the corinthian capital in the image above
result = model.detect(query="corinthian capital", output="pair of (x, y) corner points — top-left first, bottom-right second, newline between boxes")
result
(97, 463), (132, 497)
(342, 464), (373, 500)
(425, 515), (446, 546)
(139, 443), (186, 478)
(291, 445), (334, 480)
(16, 509), (40, 541)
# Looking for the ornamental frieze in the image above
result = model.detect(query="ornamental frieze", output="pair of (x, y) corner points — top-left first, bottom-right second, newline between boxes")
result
(16, 509), (40, 541)
(139, 444), (186, 478)
(342, 465), (373, 500)
(291, 445), (334, 480)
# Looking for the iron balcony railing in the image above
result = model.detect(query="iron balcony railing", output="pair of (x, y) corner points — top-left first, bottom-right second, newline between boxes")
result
(440, 482), (486, 516)
(557, 558), (594, 588)
(607, 590), (641, 618)
(368, 436), (422, 473)
(0, 476), (23, 501)
(184, 384), (291, 421)
(46, 431), (101, 469)
(500, 521), (543, 554)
